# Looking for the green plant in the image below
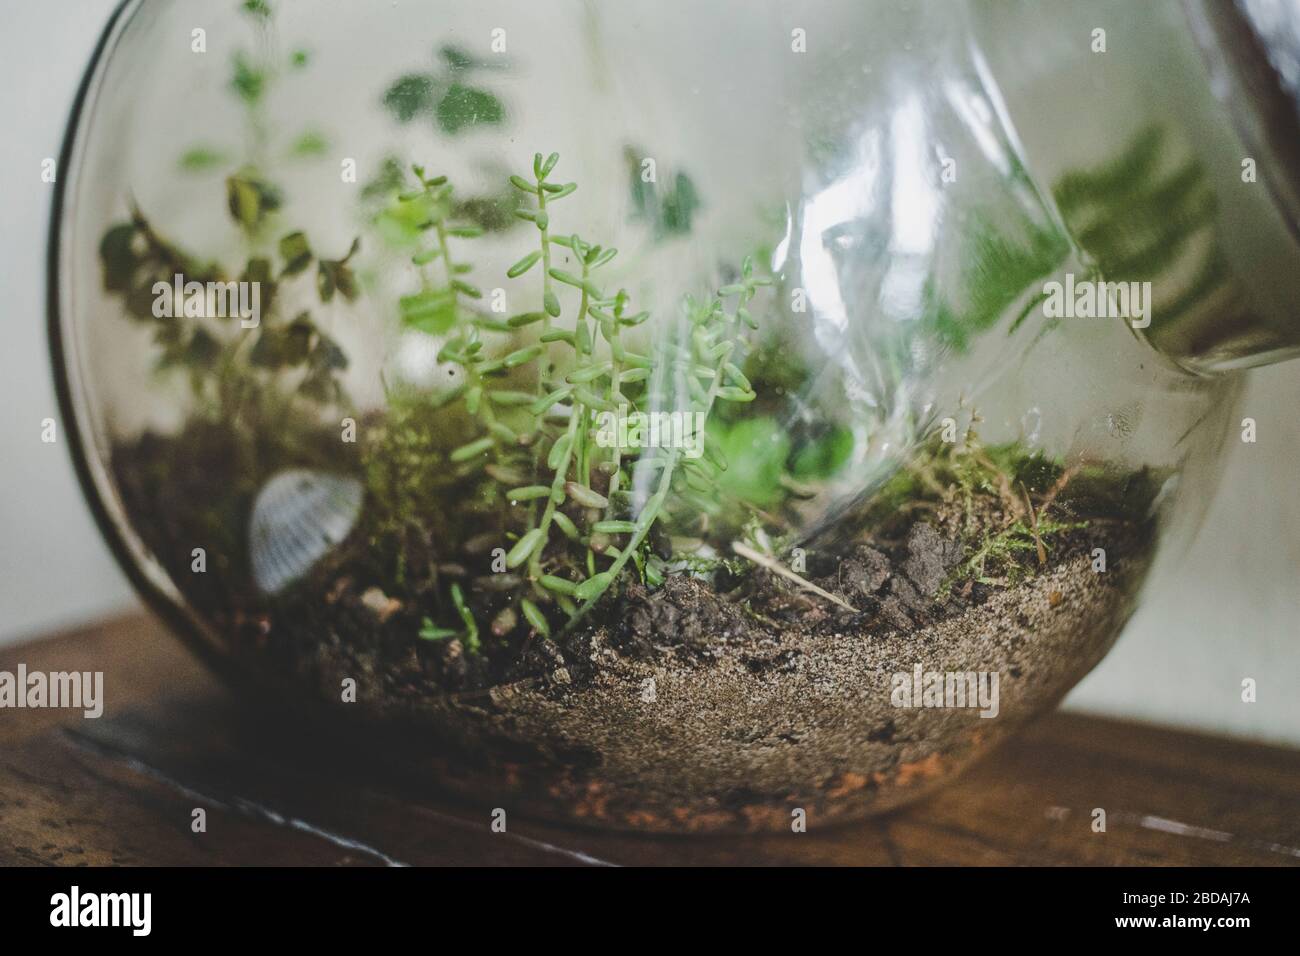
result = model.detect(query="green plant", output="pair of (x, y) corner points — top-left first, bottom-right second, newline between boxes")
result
(99, 0), (362, 424)
(99, 205), (358, 418)
(382, 45), (506, 135)
(624, 146), (702, 239)
(854, 431), (1154, 598)
(1052, 125), (1228, 332)
(181, 0), (329, 177)
(566, 265), (768, 626)
(380, 154), (774, 644)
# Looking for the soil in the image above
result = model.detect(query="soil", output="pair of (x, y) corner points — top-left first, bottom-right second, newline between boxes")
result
(111, 427), (1154, 832)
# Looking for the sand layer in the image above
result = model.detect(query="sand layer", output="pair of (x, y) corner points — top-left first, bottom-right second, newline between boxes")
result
(111, 424), (1154, 832)
(258, 518), (1150, 832)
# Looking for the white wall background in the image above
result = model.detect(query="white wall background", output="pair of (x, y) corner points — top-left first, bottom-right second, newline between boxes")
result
(1, 0), (1296, 746)
(1, 0), (138, 642)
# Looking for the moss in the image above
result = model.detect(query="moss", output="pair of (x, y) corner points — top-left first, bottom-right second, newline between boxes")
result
(844, 431), (1162, 599)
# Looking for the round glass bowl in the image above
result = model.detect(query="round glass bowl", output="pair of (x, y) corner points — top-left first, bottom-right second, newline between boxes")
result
(51, 0), (1252, 831)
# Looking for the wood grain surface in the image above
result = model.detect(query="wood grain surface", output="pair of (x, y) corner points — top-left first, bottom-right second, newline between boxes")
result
(2, 613), (1297, 866)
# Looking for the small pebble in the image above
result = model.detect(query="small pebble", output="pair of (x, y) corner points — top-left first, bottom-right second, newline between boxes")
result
(360, 586), (402, 622)
(639, 677), (657, 703)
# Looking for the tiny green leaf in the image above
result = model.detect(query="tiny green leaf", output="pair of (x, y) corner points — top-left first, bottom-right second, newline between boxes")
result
(543, 288), (562, 317)
(572, 386), (613, 410)
(440, 45), (478, 71)
(565, 363), (609, 385)
(531, 386), (572, 415)
(449, 583), (480, 652)
(231, 52), (265, 106)
(507, 309), (546, 327)
(552, 512), (580, 540)
(506, 528), (546, 568)
(487, 389), (536, 405)
(716, 386), (756, 402)
(179, 147), (227, 172)
(575, 322), (593, 355)
(538, 575), (577, 595)
(507, 485), (552, 501)
(507, 250), (542, 278)
(547, 433), (573, 470)
(226, 172), (282, 230)
(290, 131), (329, 157)
(419, 618), (457, 641)
(279, 231), (313, 275)
(488, 422), (519, 444)
(573, 571), (614, 602)
(520, 598), (550, 636)
(450, 435), (495, 462)
(503, 345), (542, 368)
(435, 83), (505, 134)
(592, 520), (636, 534)
(564, 482), (609, 509)
(383, 73), (435, 123)
(723, 362), (752, 391)
(400, 289), (457, 334)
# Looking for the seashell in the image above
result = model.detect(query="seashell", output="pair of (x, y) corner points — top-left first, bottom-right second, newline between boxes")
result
(249, 469), (364, 595)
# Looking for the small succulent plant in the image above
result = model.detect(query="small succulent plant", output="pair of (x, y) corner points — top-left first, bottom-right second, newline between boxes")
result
(386, 153), (771, 643)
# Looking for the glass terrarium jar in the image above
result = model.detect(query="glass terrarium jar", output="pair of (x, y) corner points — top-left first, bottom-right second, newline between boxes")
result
(50, 0), (1300, 832)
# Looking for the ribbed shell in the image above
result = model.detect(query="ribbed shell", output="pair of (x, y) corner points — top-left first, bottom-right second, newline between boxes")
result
(248, 469), (363, 595)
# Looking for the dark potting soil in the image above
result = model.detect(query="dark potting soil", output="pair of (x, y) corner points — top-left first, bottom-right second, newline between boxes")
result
(110, 426), (1154, 831)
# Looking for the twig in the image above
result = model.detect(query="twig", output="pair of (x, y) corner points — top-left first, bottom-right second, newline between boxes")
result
(731, 541), (857, 613)
(974, 448), (1026, 520)
(1037, 460), (1086, 516)
(1021, 483), (1047, 567)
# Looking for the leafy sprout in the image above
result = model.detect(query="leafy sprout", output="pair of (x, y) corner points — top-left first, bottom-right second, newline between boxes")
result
(625, 146), (702, 240)
(382, 45), (506, 136)
(378, 154), (780, 645)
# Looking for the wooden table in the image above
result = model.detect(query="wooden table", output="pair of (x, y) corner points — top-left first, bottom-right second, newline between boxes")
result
(2, 614), (1297, 866)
